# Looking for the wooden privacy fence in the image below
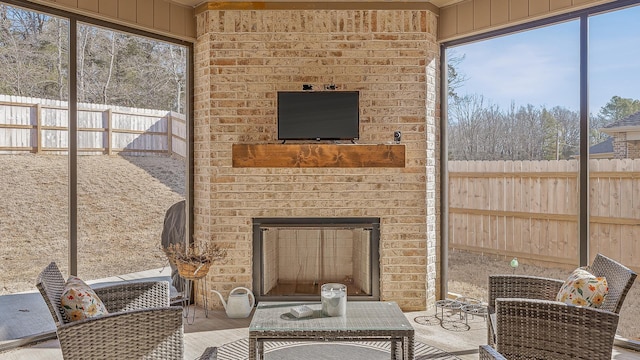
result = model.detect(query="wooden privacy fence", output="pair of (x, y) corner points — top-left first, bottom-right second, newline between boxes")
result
(449, 159), (640, 272)
(0, 95), (186, 158)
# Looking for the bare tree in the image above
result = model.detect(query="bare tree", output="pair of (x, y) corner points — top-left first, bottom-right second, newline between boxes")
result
(448, 94), (581, 161)
(0, 4), (187, 113)
(102, 31), (117, 104)
(54, 18), (66, 100)
(449, 94), (488, 160)
(167, 45), (186, 114)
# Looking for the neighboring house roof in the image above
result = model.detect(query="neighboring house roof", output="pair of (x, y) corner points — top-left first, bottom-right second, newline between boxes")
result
(571, 137), (614, 158)
(601, 111), (640, 134)
(590, 137), (614, 155)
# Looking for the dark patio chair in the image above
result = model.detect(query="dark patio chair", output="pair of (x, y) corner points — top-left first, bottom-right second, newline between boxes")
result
(36, 261), (216, 359)
(485, 253), (636, 360)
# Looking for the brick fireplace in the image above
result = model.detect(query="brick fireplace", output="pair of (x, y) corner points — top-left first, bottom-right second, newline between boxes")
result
(192, 4), (440, 311)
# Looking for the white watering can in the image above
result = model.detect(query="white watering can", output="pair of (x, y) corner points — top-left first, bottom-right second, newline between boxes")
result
(211, 287), (255, 318)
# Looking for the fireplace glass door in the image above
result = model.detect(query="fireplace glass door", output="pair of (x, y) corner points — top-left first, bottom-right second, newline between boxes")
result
(253, 218), (380, 301)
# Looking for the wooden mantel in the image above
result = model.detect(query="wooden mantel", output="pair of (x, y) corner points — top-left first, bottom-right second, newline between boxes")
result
(232, 143), (405, 168)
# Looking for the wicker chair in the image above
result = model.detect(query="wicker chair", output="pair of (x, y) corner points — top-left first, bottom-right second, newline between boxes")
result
(479, 344), (506, 360)
(36, 262), (217, 360)
(485, 253), (636, 360)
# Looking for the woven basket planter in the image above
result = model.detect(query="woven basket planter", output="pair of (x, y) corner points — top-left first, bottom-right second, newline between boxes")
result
(176, 260), (211, 280)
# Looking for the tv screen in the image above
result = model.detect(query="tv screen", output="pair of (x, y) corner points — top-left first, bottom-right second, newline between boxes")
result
(277, 91), (359, 141)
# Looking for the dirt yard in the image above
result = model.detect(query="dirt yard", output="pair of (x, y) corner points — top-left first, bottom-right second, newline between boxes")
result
(1, 154), (637, 339)
(0, 153), (185, 294)
(448, 249), (639, 339)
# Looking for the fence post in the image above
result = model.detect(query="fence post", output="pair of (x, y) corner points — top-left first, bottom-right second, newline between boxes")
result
(167, 112), (173, 157)
(35, 103), (42, 154)
(107, 108), (112, 155)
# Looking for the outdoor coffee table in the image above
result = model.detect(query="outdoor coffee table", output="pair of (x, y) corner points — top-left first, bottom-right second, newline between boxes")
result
(248, 301), (415, 360)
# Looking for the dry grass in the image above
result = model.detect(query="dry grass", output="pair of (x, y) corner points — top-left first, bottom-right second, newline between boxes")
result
(448, 249), (639, 339)
(1, 154), (637, 339)
(0, 153), (184, 294)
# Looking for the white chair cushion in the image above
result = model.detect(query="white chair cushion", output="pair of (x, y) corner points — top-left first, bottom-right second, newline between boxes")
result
(60, 276), (109, 322)
(555, 267), (608, 308)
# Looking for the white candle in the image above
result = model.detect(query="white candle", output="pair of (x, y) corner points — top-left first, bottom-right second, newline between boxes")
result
(321, 283), (347, 317)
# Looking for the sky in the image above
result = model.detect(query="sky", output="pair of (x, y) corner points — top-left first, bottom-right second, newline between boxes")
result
(448, 4), (640, 115)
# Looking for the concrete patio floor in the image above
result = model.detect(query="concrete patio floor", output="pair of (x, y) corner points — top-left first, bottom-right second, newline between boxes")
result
(0, 269), (638, 359)
(0, 302), (487, 360)
(3, 306), (640, 360)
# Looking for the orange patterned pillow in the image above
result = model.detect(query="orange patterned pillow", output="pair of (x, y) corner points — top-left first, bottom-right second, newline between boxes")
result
(60, 276), (108, 322)
(555, 268), (608, 308)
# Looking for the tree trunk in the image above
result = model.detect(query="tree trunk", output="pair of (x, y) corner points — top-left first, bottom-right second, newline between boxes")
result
(56, 18), (64, 100)
(102, 32), (116, 104)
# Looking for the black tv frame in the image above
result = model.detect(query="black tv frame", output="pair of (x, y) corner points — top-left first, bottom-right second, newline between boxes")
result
(277, 91), (360, 142)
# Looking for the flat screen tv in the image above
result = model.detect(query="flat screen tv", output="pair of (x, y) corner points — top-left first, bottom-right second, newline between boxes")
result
(277, 91), (359, 141)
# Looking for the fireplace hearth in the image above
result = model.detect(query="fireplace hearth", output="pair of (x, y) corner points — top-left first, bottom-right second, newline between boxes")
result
(252, 218), (380, 302)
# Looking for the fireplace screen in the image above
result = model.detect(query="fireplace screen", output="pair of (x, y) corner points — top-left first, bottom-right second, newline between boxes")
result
(253, 218), (380, 301)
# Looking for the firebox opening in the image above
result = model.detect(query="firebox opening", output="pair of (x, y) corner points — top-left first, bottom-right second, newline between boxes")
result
(252, 218), (380, 302)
